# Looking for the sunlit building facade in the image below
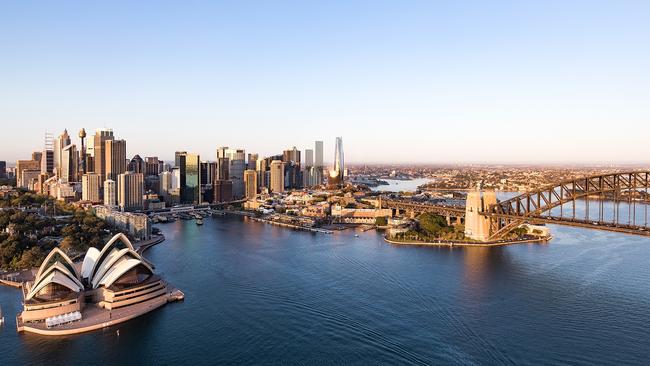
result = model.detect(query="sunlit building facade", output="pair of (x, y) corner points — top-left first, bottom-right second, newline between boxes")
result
(328, 137), (344, 186)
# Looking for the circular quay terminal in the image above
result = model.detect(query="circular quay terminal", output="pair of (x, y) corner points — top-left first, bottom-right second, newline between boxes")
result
(17, 233), (183, 335)
(3, 1), (650, 365)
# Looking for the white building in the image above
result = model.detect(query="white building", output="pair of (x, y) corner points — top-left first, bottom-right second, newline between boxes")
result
(104, 179), (116, 207)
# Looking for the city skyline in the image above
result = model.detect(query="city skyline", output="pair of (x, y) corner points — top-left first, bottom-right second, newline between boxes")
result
(2, 1), (649, 164)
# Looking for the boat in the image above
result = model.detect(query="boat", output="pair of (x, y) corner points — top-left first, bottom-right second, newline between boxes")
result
(196, 219), (203, 225)
(0, 305), (4, 325)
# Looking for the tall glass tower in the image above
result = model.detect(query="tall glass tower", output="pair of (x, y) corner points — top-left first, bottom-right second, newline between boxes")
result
(328, 137), (344, 186)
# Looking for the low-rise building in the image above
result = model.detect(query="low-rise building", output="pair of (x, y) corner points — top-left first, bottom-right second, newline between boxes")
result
(331, 205), (392, 224)
(94, 206), (152, 240)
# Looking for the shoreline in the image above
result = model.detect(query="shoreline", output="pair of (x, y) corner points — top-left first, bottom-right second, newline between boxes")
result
(248, 217), (333, 234)
(383, 235), (552, 247)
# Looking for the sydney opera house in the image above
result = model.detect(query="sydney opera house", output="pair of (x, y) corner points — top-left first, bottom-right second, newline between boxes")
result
(17, 233), (181, 335)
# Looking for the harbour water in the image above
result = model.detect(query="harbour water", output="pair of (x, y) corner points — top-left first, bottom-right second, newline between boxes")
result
(371, 178), (433, 192)
(1, 216), (650, 365)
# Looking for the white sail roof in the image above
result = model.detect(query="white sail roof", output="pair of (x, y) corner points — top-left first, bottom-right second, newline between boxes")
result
(97, 258), (145, 288)
(81, 247), (100, 279)
(88, 233), (135, 283)
(87, 233), (152, 289)
(26, 268), (83, 301)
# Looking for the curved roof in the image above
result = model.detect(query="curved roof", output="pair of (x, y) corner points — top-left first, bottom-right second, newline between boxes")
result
(86, 233), (152, 289)
(81, 247), (100, 279)
(26, 262), (83, 301)
(91, 248), (143, 288)
(97, 258), (151, 288)
(35, 247), (78, 280)
(89, 233), (135, 282)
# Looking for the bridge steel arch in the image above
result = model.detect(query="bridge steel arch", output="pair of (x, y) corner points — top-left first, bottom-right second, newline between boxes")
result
(487, 171), (650, 239)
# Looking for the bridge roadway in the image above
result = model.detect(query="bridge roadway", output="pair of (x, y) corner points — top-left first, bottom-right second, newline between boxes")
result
(380, 196), (650, 238)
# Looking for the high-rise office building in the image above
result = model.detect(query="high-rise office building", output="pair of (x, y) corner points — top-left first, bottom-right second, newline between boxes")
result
(315, 141), (324, 169)
(282, 146), (302, 189)
(53, 129), (71, 178)
(283, 146), (301, 165)
(118, 172), (144, 211)
(106, 139), (127, 181)
(41, 149), (54, 176)
(60, 144), (78, 182)
(174, 151), (187, 168)
(244, 170), (257, 199)
(216, 157), (230, 180)
(104, 179), (116, 206)
(305, 149), (314, 168)
(270, 160), (285, 193)
(159, 171), (172, 204)
(93, 128), (114, 183)
(328, 137), (345, 186)
(145, 157), (162, 176)
(0, 161), (5, 179)
(213, 180), (233, 203)
(230, 159), (246, 199)
(178, 152), (201, 204)
(256, 158), (268, 189)
(247, 153), (258, 171)
(216, 147), (245, 199)
(82, 173), (101, 202)
(128, 154), (145, 174)
(16, 159), (41, 188)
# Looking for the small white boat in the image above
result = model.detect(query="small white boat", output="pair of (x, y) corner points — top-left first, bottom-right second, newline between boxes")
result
(0, 305), (4, 324)
(196, 219), (204, 225)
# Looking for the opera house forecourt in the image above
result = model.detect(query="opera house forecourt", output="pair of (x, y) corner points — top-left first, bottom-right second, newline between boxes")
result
(16, 233), (183, 335)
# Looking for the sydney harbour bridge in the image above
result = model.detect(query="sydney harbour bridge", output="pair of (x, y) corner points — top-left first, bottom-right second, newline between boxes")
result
(379, 171), (650, 241)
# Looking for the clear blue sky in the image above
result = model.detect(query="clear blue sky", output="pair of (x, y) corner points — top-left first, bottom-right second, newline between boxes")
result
(1, 0), (649, 164)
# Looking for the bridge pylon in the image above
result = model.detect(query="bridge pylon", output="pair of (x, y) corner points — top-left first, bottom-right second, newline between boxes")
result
(465, 189), (497, 241)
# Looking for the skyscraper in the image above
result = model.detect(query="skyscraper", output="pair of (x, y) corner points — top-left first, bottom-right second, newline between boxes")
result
(0, 161), (6, 179)
(304, 149), (314, 168)
(41, 150), (54, 176)
(244, 170), (257, 199)
(82, 173), (101, 202)
(53, 129), (71, 178)
(315, 140), (324, 169)
(60, 144), (78, 182)
(217, 157), (230, 180)
(106, 139), (127, 181)
(159, 171), (172, 204)
(93, 128), (114, 183)
(328, 137), (344, 186)
(145, 157), (162, 176)
(256, 158), (268, 189)
(247, 153), (258, 171)
(178, 152), (201, 204)
(216, 147), (245, 199)
(104, 179), (116, 206)
(16, 159), (41, 188)
(270, 160), (284, 193)
(213, 180), (233, 203)
(282, 146), (302, 189)
(118, 172), (144, 211)
(128, 154), (145, 174)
